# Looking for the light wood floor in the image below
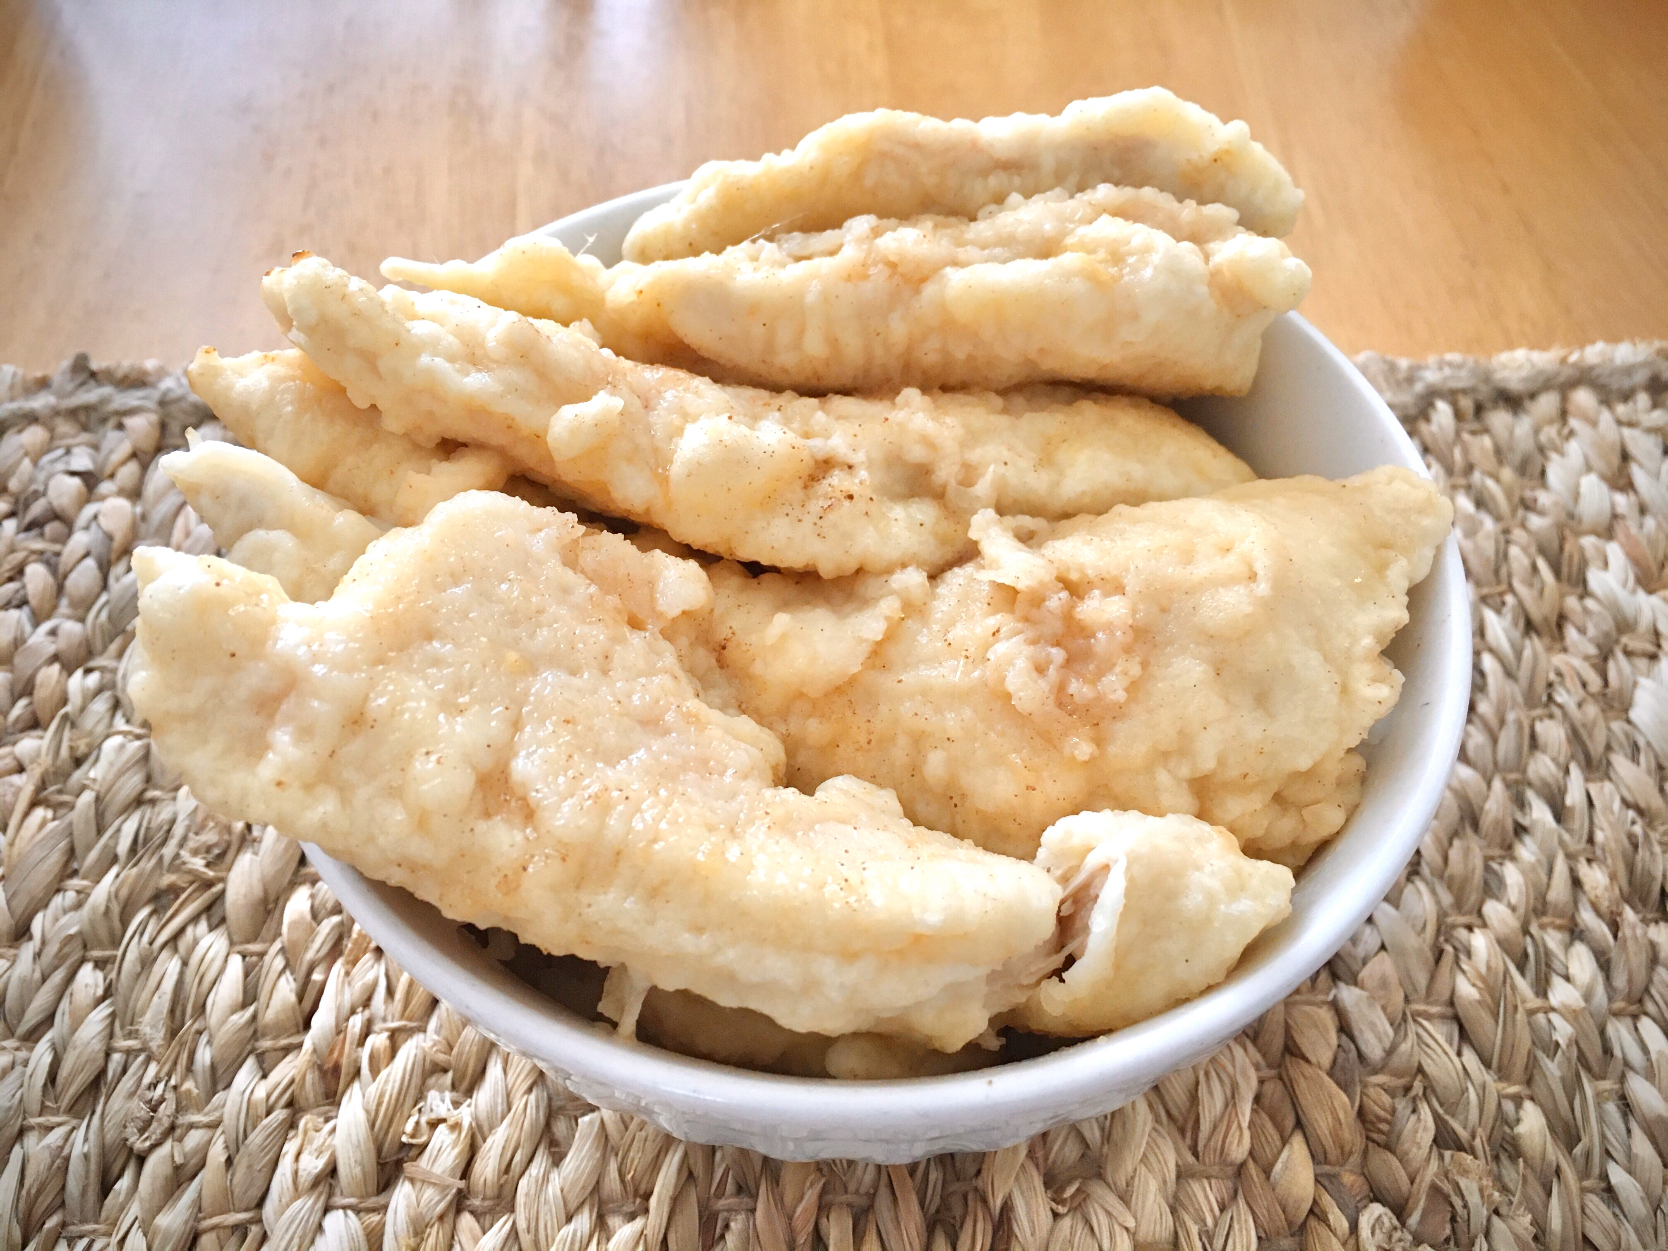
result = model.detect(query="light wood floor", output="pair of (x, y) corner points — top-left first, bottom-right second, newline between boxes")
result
(3, 0), (1666, 372)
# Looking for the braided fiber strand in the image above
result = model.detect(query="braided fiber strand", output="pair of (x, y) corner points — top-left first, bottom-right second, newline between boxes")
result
(1, 343), (1665, 1251)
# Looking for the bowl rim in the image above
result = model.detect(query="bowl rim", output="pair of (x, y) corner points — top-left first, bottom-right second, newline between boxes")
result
(307, 180), (1472, 1151)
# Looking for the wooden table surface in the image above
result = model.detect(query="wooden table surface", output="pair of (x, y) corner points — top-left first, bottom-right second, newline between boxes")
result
(3, 0), (1666, 373)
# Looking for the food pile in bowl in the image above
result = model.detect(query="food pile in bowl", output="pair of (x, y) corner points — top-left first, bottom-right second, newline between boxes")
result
(128, 89), (1452, 1080)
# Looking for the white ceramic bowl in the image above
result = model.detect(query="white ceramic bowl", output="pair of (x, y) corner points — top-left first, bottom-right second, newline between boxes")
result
(306, 185), (1471, 1163)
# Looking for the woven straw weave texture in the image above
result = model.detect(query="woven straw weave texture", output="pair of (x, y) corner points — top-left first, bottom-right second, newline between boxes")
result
(2, 344), (1668, 1251)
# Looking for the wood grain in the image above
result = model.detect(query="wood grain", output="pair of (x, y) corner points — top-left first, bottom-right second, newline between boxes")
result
(2, 0), (1666, 372)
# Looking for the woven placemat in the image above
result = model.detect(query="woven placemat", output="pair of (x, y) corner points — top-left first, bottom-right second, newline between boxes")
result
(2, 344), (1666, 1251)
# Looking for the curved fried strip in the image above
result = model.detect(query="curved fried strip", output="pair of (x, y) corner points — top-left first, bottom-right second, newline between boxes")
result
(677, 467), (1453, 866)
(383, 234), (611, 327)
(160, 441), (383, 602)
(263, 256), (1253, 576)
(612, 188), (1308, 395)
(128, 492), (1061, 1049)
(622, 88), (1303, 261)
(386, 185), (1309, 396)
(164, 442), (721, 639)
(187, 347), (513, 526)
(1010, 811), (1292, 1035)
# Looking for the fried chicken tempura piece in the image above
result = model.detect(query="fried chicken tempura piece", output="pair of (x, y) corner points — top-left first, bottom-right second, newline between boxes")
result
(680, 467), (1453, 866)
(622, 88), (1303, 262)
(159, 441), (383, 602)
(262, 256), (1253, 576)
(127, 491), (1064, 1050)
(187, 347), (514, 526)
(385, 185), (1309, 396)
(1011, 811), (1292, 1035)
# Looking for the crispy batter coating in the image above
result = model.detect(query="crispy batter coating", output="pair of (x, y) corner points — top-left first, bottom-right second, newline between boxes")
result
(128, 491), (1064, 1049)
(152, 85), (1404, 1068)
(678, 468), (1452, 866)
(153, 448), (1338, 1052)
(167, 441), (1445, 868)
(622, 87), (1303, 260)
(187, 347), (513, 526)
(383, 234), (613, 330)
(263, 256), (1252, 575)
(386, 184), (1309, 396)
(159, 441), (383, 602)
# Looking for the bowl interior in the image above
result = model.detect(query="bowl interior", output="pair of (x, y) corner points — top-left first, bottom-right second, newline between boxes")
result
(306, 185), (1471, 1162)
